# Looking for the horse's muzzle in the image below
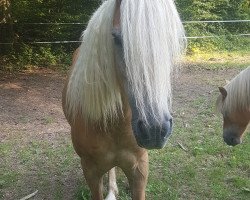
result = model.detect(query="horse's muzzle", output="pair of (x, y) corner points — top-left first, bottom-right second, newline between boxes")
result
(133, 117), (173, 149)
(223, 134), (242, 146)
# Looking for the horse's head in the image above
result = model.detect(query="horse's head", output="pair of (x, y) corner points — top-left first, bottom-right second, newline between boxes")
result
(112, 29), (173, 149)
(112, 0), (185, 149)
(218, 87), (249, 146)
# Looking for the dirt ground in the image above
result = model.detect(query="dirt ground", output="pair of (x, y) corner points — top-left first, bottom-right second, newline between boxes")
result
(0, 65), (241, 131)
(0, 65), (245, 199)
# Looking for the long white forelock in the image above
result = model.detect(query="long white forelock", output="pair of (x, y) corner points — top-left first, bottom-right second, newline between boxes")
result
(222, 67), (250, 113)
(66, 0), (123, 124)
(121, 0), (186, 122)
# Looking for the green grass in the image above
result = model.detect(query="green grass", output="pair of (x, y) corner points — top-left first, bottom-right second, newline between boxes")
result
(185, 51), (250, 70)
(143, 93), (250, 200)
(0, 132), (82, 200)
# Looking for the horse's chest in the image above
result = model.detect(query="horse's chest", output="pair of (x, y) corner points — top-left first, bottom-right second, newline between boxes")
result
(74, 132), (139, 164)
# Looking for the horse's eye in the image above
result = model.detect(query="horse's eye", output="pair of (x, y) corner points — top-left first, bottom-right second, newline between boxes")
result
(112, 29), (123, 46)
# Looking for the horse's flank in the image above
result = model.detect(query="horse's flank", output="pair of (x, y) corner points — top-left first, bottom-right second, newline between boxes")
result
(216, 67), (250, 114)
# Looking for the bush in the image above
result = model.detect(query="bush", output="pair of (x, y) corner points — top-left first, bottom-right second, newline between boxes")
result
(0, 44), (72, 72)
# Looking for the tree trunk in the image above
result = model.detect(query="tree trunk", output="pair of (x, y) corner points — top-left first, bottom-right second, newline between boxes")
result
(0, 0), (14, 55)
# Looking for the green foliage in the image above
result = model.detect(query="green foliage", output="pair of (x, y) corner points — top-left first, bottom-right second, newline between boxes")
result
(176, 0), (250, 22)
(187, 35), (250, 54)
(1, 0), (101, 71)
(11, 0), (99, 42)
(0, 0), (249, 70)
(176, 0), (250, 53)
(2, 44), (71, 71)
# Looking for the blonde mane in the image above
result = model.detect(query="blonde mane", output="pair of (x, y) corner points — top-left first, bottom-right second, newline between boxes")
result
(217, 66), (250, 114)
(121, 0), (186, 122)
(66, 0), (122, 125)
(66, 0), (186, 125)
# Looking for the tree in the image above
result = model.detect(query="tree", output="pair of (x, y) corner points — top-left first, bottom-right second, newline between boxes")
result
(0, 0), (14, 54)
(176, 0), (250, 35)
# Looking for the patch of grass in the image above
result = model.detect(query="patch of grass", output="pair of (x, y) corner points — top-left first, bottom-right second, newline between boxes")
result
(19, 116), (30, 124)
(0, 131), (82, 199)
(42, 116), (55, 124)
(0, 171), (19, 189)
(143, 85), (249, 199)
(78, 187), (91, 200)
(185, 51), (250, 70)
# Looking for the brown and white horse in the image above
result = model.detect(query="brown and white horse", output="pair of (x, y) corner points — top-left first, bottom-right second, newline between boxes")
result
(62, 0), (185, 199)
(217, 66), (250, 146)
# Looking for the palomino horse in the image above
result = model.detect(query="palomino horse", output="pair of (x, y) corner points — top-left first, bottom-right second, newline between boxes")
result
(217, 66), (250, 146)
(62, 0), (185, 199)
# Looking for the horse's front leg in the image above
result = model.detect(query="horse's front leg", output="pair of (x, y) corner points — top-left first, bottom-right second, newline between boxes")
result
(81, 159), (104, 200)
(106, 167), (119, 200)
(122, 151), (149, 200)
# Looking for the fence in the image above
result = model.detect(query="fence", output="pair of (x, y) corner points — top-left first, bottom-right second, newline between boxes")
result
(0, 20), (249, 45)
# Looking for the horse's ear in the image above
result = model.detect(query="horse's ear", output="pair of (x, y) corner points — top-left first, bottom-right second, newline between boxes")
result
(219, 87), (227, 100)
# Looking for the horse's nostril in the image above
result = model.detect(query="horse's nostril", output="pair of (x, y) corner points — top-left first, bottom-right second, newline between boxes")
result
(137, 120), (144, 131)
(223, 135), (241, 146)
(137, 120), (150, 140)
(169, 118), (173, 129)
(161, 118), (173, 138)
(232, 137), (242, 146)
